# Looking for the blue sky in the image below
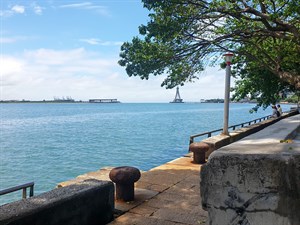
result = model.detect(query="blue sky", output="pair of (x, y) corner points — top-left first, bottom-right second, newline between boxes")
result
(1, 0), (228, 102)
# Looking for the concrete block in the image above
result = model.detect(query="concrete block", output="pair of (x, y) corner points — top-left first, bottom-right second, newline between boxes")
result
(201, 150), (300, 225)
(200, 115), (300, 225)
(0, 179), (115, 225)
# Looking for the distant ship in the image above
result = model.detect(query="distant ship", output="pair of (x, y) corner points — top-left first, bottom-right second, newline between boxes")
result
(170, 87), (184, 103)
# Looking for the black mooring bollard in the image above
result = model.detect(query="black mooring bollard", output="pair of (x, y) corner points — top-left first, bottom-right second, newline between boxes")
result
(189, 142), (209, 164)
(109, 166), (141, 202)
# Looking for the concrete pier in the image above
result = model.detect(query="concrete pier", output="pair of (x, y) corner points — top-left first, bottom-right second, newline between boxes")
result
(54, 112), (299, 225)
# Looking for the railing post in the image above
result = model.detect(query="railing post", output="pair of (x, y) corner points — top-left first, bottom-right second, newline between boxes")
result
(22, 188), (27, 199)
(189, 137), (193, 145)
(30, 185), (34, 197)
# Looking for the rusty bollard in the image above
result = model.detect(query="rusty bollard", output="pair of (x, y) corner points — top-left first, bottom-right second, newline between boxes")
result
(109, 166), (141, 202)
(189, 142), (209, 164)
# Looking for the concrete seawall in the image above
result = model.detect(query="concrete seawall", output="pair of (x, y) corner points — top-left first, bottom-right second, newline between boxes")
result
(200, 114), (300, 225)
(0, 180), (114, 225)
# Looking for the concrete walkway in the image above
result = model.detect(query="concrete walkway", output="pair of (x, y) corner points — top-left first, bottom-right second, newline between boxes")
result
(109, 155), (208, 225)
(58, 153), (208, 225)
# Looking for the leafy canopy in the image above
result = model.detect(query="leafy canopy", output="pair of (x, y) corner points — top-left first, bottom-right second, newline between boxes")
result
(119, 0), (300, 98)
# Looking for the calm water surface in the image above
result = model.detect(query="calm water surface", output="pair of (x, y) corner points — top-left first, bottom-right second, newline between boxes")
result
(0, 103), (291, 204)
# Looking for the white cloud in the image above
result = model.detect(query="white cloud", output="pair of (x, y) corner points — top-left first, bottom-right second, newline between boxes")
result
(0, 36), (34, 44)
(1, 48), (227, 102)
(11, 5), (25, 14)
(99, 41), (123, 46)
(0, 57), (25, 86)
(0, 3), (43, 17)
(0, 37), (16, 43)
(59, 2), (110, 16)
(0, 5), (25, 17)
(0, 10), (12, 17)
(80, 38), (100, 45)
(80, 38), (122, 46)
(24, 48), (87, 65)
(59, 2), (92, 8)
(32, 5), (43, 15)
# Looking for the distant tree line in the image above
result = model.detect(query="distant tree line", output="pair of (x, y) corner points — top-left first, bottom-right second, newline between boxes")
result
(204, 99), (224, 103)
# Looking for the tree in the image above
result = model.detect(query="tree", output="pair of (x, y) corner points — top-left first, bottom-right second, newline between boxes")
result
(231, 57), (295, 110)
(119, 0), (300, 99)
(231, 38), (299, 109)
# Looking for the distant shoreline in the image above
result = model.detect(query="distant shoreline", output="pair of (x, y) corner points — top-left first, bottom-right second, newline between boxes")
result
(0, 100), (87, 104)
(0, 100), (297, 105)
(0, 100), (121, 104)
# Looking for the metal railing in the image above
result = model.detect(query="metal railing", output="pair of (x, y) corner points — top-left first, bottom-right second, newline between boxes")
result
(0, 182), (34, 199)
(189, 115), (272, 144)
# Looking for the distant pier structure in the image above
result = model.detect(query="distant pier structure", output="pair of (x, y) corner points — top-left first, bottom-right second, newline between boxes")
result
(170, 87), (184, 103)
(89, 99), (120, 103)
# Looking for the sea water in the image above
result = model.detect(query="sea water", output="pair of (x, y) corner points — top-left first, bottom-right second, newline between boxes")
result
(0, 103), (292, 204)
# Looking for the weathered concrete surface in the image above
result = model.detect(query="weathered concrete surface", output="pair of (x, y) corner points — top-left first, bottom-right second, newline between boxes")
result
(0, 179), (114, 225)
(202, 110), (299, 158)
(58, 156), (208, 224)
(108, 155), (209, 225)
(201, 114), (300, 225)
(57, 166), (113, 187)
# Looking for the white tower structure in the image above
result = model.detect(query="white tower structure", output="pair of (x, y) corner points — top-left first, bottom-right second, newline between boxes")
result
(170, 87), (184, 103)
